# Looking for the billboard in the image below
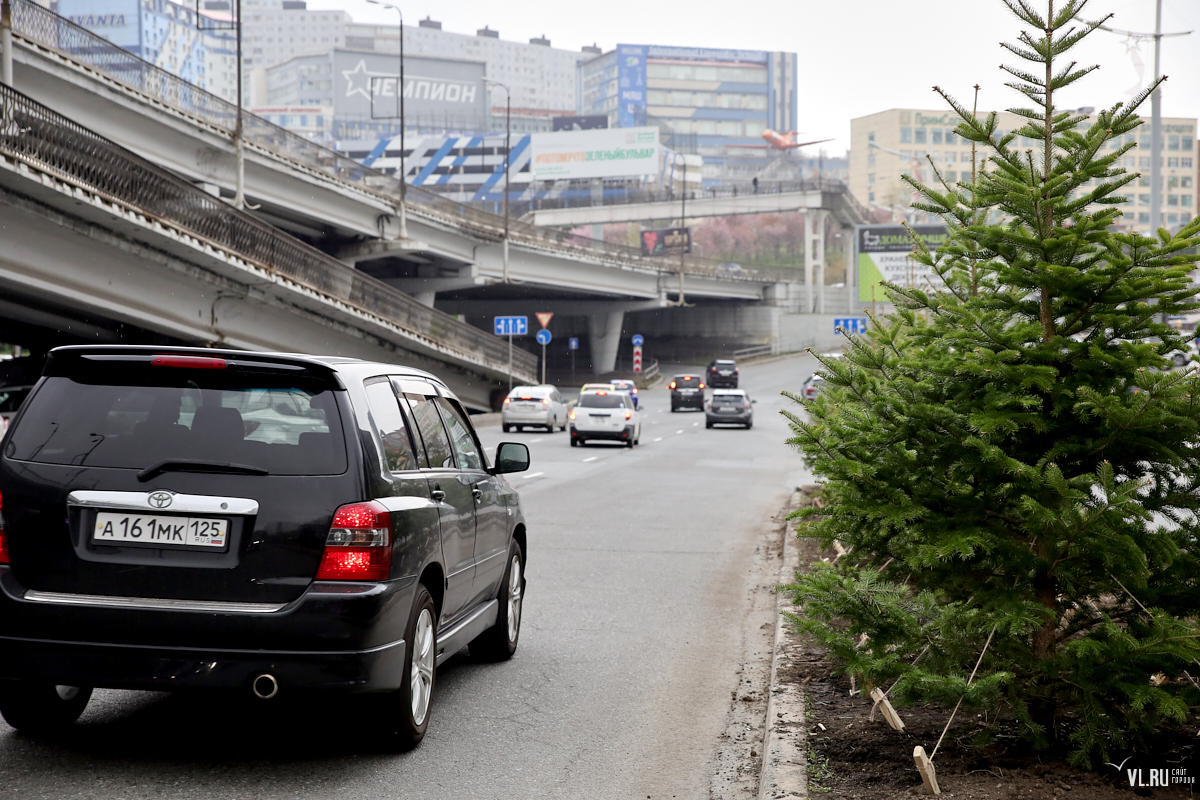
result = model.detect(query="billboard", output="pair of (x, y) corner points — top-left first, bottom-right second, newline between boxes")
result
(553, 115), (608, 131)
(333, 50), (487, 123)
(855, 224), (949, 303)
(640, 227), (691, 257)
(530, 127), (659, 180)
(616, 44), (647, 128)
(57, 0), (141, 51)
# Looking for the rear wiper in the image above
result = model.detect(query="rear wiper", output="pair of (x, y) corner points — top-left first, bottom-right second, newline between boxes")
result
(137, 459), (269, 482)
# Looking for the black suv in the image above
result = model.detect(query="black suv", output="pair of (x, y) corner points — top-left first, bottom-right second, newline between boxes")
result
(706, 359), (738, 388)
(0, 346), (530, 749)
(669, 374), (705, 411)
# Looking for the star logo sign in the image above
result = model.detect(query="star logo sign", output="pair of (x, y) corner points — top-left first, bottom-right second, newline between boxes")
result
(342, 59), (393, 101)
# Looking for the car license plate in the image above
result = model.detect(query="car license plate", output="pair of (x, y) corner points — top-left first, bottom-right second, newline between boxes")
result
(92, 512), (229, 549)
(681, 389), (697, 394)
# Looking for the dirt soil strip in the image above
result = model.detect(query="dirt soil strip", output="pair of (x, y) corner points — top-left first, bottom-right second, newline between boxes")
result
(758, 489), (809, 799)
(709, 491), (799, 800)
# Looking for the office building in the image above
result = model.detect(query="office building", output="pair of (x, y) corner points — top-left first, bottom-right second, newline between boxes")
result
(577, 44), (798, 184)
(850, 108), (1196, 234)
(343, 16), (585, 121)
(233, 0), (349, 71)
(58, 0), (237, 102)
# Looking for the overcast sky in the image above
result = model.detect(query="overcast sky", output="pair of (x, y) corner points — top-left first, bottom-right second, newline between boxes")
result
(309, 0), (1199, 154)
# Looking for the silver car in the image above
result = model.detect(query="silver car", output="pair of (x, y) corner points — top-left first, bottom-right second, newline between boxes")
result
(502, 385), (568, 432)
(705, 389), (755, 429)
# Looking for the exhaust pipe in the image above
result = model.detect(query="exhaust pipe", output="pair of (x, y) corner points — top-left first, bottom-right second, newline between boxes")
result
(251, 673), (279, 700)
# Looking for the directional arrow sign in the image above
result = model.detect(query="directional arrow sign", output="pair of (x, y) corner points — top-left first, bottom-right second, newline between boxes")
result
(631, 334), (645, 346)
(536, 329), (552, 346)
(494, 316), (528, 336)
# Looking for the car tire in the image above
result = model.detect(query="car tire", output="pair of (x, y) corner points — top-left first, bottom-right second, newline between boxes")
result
(371, 583), (437, 751)
(625, 438), (634, 448)
(471, 541), (524, 662)
(502, 424), (511, 433)
(546, 424), (555, 433)
(706, 420), (713, 428)
(0, 682), (93, 734)
(570, 437), (578, 447)
(745, 421), (753, 429)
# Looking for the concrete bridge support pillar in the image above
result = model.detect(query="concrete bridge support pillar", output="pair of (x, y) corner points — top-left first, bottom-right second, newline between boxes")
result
(412, 291), (437, 308)
(805, 210), (828, 313)
(588, 309), (625, 375)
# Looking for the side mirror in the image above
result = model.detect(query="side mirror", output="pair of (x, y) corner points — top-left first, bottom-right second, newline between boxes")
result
(752, 399), (758, 404)
(492, 442), (530, 475)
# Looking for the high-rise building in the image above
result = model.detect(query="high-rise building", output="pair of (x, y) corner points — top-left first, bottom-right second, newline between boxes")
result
(850, 108), (1197, 234)
(233, 0), (348, 71)
(576, 44), (798, 184)
(57, 0), (237, 102)
(343, 16), (585, 123)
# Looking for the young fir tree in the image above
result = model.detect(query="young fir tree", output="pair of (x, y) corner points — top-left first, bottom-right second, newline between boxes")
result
(785, 0), (1200, 766)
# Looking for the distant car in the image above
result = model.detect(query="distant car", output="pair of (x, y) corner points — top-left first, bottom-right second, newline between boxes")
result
(706, 359), (738, 388)
(580, 382), (616, 394)
(669, 374), (705, 412)
(502, 385), (568, 432)
(706, 389), (755, 429)
(609, 379), (639, 408)
(0, 385), (32, 434)
(716, 262), (745, 276)
(801, 374), (824, 400)
(569, 390), (640, 447)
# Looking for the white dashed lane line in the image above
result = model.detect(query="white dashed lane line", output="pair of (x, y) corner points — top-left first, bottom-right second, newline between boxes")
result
(520, 472), (545, 480)
(675, 430), (684, 434)
(582, 456), (599, 462)
(653, 437), (663, 442)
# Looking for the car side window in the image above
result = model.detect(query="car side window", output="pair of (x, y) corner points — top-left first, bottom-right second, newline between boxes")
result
(400, 391), (456, 469)
(433, 397), (485, 471)
(363, 379), (419, 472)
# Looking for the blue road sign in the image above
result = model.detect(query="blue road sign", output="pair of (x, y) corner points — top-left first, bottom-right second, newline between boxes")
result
(536, 329), (553, 346)
(494, 316), (528, 336)
(834, 317), (868, 335)
(568, 337), (579, 350)
(631, 334), (645, 346)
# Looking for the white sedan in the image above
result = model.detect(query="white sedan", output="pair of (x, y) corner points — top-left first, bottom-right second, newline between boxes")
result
(502, 385), (569, 432)
(569, 390), (641, 448)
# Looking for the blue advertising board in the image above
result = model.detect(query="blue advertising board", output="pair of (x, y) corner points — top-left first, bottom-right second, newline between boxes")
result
(616, 44), (648, 128)
(494, 316), (528, 336)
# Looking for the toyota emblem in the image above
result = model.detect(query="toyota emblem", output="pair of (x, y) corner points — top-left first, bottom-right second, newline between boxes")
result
(147, 491), (174, 509)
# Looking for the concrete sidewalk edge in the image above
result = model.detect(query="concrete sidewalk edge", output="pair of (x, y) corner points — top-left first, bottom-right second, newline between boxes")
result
(758, 491), (809, 799)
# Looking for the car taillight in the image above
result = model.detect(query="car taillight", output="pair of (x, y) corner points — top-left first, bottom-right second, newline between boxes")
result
(734, 368), (739, 374)
(151, 355), (226, 369)
(542, 397), (550, 405)
(315, 501), (391, 581)
(503, 397), (511, 404)
(744, 401), (752, 409)
(699, 382), (705, 390)
(669, 382), (676, 389)
(624, 410), (632, 419)
(632, 388), (638, 394)
(569, 411), (576, 420)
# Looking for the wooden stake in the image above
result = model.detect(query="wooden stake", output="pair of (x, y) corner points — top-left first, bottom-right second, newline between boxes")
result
(869, 687), (906, 731)
(913, 745), (940, 794)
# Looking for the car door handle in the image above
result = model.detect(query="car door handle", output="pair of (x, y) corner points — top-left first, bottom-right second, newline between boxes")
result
(471, 488), (483, 501)
(431, 489), (446, 502)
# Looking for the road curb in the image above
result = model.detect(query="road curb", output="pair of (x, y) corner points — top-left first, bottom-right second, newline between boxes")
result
(758, 491), (809, 799)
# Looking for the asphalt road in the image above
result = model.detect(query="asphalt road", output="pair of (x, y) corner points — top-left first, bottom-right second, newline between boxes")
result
(0, 353), (820, 800)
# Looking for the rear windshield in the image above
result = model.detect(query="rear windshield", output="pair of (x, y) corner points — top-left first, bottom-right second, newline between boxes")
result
(508, 386), (546, 399)
(7, 372), (347, 475)
(674, 377), (700, 388)
(578, 394), (626, 408)
(713, 393), (744, 402)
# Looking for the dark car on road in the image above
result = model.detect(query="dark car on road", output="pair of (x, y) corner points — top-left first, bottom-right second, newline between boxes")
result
(706, 359), (739, 388)
(669, 374), (705, 412)
(0, 346), (531, 749)
(705, 389), (755, 429)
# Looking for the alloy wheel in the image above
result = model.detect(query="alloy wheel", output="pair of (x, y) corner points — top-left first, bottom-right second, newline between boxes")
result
(507, 554), (523, 643)
(410, 608), (435, 725)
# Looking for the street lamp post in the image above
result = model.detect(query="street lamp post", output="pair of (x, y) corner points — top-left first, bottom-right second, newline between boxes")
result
(484, 78), (510, 283)
(367, 0), (406, 238)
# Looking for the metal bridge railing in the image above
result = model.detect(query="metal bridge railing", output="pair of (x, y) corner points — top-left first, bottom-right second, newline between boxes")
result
(0, 82), (537, 379)
(9, 0), (787, 283)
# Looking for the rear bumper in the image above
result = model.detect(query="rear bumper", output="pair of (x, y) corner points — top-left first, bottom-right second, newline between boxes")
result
(708, 377), (738, 388)
(0, 633), (406, 694)
(706, 410), (752, 424)
(570, 424), (634, 441)
(502, 410), (552, 424)
(672, 393), (704, 408)
(0, 566), (414, 693)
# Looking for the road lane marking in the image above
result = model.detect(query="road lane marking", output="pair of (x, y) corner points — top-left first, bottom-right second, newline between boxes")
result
(530, 438), (543, 443)
(583, 456), (599, 462)
(675, 429), (683, 434)
(520, 472), (545, 479)
(653, 437), (663, 442)
(692, 422), (698, 427)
